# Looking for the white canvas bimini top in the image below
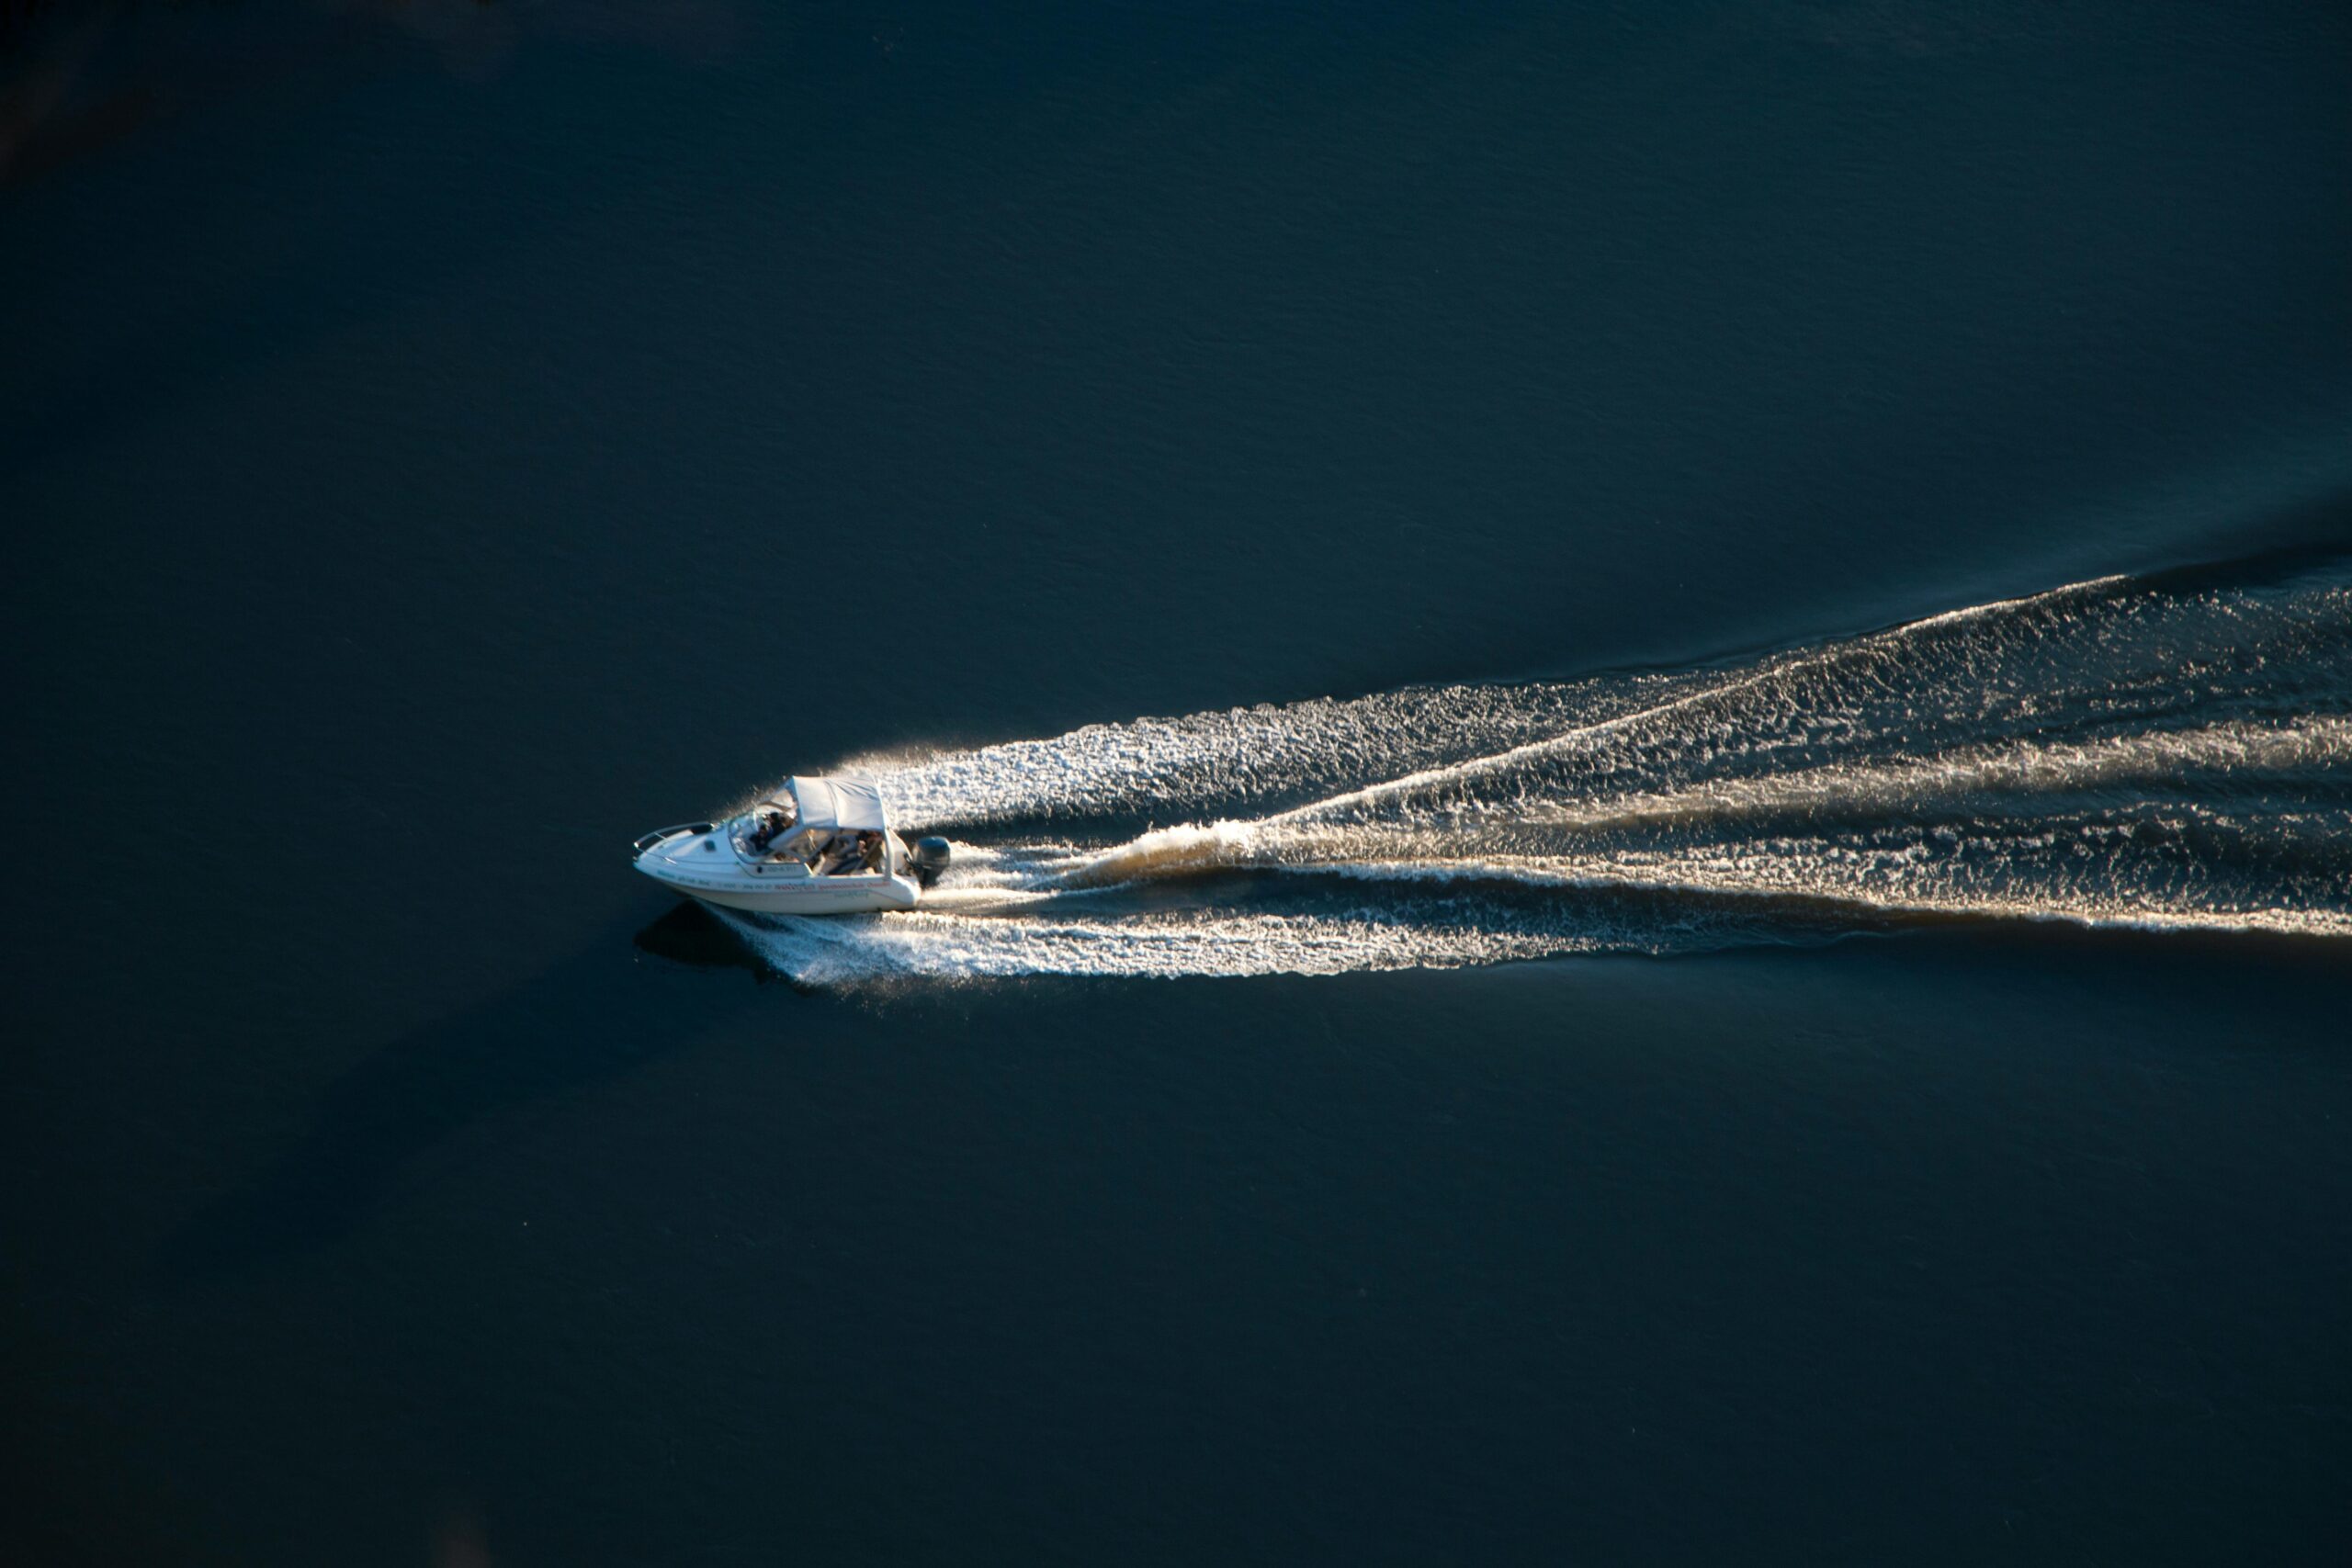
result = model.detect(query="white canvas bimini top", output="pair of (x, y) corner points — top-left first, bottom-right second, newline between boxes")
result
(786, 774), (889, 833)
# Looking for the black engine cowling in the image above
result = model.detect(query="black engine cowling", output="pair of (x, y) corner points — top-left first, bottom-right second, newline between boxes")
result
(910, 836), (952, 886)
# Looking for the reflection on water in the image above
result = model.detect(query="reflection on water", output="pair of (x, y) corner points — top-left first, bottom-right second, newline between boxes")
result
(631, 900), (768, 979)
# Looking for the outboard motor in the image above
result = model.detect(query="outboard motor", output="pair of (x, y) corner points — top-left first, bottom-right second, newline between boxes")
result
(909, 836), (953, 887)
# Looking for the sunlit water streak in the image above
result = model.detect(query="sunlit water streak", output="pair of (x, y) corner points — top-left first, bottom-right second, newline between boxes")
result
(722, 560), (2352, 984)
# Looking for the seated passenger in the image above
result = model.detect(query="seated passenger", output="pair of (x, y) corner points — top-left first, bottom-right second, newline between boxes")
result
(856, 830), (887, 873)
(742, 807), (788, 854)
(816, 832), (864, 875)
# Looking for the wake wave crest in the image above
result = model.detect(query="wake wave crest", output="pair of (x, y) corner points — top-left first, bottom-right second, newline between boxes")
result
(726, 559), (2352, 984)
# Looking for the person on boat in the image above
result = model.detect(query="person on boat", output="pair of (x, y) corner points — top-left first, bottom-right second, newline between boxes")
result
(815, 831), (865, 876)
(742, 805), (791, 854)
(855, 830), (886, 873)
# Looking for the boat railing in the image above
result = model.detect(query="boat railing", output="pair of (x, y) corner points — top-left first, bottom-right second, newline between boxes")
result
(632, 822), (717, 858)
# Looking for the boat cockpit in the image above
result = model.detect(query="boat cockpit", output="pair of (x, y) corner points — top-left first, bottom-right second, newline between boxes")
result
(727, 795), (890, 879)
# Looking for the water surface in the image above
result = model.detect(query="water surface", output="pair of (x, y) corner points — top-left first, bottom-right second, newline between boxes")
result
(4, 3), (2348, 1563)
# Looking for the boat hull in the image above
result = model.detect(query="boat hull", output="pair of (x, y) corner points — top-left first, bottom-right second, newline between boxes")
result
(633, 824), (921, 915)
(650, 871), (921, 916)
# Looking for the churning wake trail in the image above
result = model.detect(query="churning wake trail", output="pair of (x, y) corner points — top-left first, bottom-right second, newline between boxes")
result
(729, 558), (2352, 984)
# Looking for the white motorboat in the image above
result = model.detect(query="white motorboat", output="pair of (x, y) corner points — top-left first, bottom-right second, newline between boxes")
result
(632, 773), (949, 915)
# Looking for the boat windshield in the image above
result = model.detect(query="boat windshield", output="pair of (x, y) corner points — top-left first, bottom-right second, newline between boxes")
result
(729, 801), (798, 859)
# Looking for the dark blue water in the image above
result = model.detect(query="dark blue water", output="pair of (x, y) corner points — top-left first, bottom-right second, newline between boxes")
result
(6, 4), (2349, 1562)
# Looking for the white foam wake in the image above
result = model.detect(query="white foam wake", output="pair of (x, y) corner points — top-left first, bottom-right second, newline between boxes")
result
(709, 560), (2352, 986)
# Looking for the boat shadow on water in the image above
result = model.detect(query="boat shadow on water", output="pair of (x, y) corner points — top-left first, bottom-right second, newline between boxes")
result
(152, 904), (793, 1282)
